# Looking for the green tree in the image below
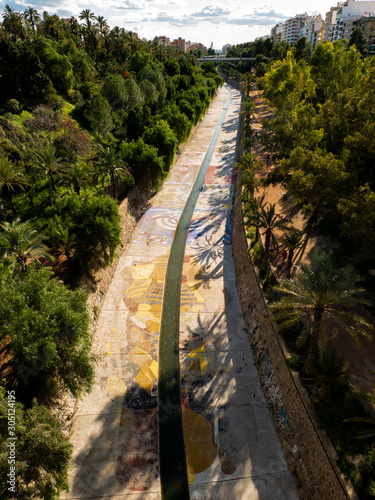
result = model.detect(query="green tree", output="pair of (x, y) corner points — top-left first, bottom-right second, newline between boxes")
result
(84, 94), (113, 137)
(139, 79), (159, 106)
(43, 195), (121, 273)
(0, 158), (30, 216)
(124, 78), (144, 109)
(260, 51), (315, 117)
(67, 162), (92, 195)
(159, 104), (192, 143)
(35, 144), (70, 192)
(279, 226), (304, 278)
(2, 5), (25, 40)
(348, 27), (368, 56)
(98, 145), (133, 197)
(294, 36), (313, 62)
(271, 249), (372, 373)
(280, 147), (349, 236)
(0, 37), (54, 104)
(101, 74), (127, 109)
(24, 6), (40, 33)
(120, 138), (165, 186)
(0, 218), (52, 272)
(246, 198), (288, 271)
(33, 36), (74, 93)
(142, 119), (178, 172)
(0, 264), (94, 399)
(0, 387), (72, 499)
(310, 40), (363, 103)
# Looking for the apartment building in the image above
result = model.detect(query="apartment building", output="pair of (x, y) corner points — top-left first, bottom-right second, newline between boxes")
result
(304, 15), (325, 46)
(355, 15), (375, 53)
(332, 0), (375, 41)
(282, 14), (309, 45)
(170, 37), (187, 52)
(270, 0), (375, 47)
(271, 23), (284, 43)
(323, 5), (339, 41)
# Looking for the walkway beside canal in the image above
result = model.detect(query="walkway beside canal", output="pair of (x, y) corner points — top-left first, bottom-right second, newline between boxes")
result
(63, 84), (298, 499)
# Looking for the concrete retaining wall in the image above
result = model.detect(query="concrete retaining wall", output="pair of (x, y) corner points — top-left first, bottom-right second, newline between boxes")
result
(231, 162), (356, 500)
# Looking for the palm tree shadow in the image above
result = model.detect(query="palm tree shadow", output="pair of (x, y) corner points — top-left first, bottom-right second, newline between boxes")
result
(68, 383), (159, 498)
(190, 233), (225, 290)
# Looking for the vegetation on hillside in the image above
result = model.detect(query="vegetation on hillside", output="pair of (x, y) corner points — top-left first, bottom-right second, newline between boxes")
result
(231, 35), (375, 498)
(0, 6), (223, 497)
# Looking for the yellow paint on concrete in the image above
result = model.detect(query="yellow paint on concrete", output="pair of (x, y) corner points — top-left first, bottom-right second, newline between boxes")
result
(106, 376), (127, 401)
(132, 265), (154, 280)
(129, 347), (158, 395)
(182, 409), (218, 475)
(188, 473), (195, 485)
(188, 346), (214, 375)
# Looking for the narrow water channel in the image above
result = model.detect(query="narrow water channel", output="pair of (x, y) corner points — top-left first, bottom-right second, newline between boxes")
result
(158, 90), (232, 499)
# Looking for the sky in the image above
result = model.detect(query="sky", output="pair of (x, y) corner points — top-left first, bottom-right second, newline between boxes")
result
(2, 0), (337, 49)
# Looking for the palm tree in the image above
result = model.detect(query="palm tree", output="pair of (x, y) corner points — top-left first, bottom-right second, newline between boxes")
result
(279, 226), (304, 278)
(0, 158), (30, 216)
(237, 153), (261, 203)
(95, 15), (109, 37)
(243, 72), (253, 98)
(236, 152), (260, 172)
(98, 145), (133, 197)
(241, 97), (255, 126)
(79, 9), (96, 30)
(79, 9), (97, 54)
(240, 169), (258, 203)
(313, 348), (350, 401)
(35, 145), (71, 192)
(24, 6), (40, 33)
(2, 5), (25, 40)
(95, 15), (110, 57)
(52, 224), (76, 267)
(246, 199), (289, 271)
(0, 219), (52, 272)
(271, 249), (372, 374)
(40, 13), (63, 41)
(68, 162), (91, 195)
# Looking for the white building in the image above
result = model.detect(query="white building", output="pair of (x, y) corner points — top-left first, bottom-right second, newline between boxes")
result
(332, 0), (375, 41)
(271, 23), (284, 43)
(282, 14), (309, 45)
(323, 5), (339, 41)
(304, 14), (325, 46)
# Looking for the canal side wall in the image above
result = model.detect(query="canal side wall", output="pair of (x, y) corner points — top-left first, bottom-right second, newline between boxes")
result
(229, 79), (356, 499)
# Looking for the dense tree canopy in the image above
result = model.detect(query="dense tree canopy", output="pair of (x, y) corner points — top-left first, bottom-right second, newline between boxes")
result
(0, 386), (72, 499)
(0, 265), (94, 400)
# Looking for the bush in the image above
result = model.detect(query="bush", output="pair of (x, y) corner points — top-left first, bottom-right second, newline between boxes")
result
(0, 387), (72, 499)
(43, 194), (121, 274)
(0, 265), (94, 401)
(285, 356), (303, 371)
(5, 99), (20, 114)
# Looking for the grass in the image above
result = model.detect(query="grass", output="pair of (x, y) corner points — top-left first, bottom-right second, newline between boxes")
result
(63, 101), (75, 116)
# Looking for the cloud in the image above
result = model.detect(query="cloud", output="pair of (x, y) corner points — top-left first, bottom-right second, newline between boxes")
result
(140, 11), (199, 26)
(115, 0), (145, 10)
(227, 8), (288, 27)
(191, 5), (230, 18)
